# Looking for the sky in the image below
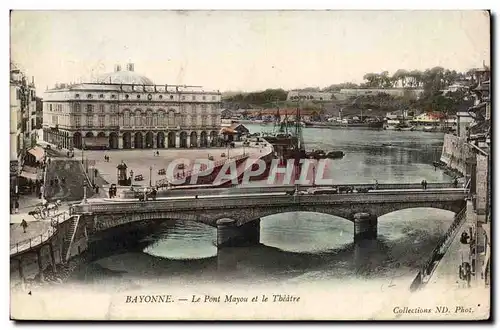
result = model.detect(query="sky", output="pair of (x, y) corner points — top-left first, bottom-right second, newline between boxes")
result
(10, 10), (490, 94)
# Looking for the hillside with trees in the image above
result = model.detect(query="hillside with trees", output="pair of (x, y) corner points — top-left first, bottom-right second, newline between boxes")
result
(222, 66), (482, 114)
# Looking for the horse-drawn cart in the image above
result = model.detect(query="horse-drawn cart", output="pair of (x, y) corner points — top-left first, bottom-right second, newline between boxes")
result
(28, 200), (62, 220)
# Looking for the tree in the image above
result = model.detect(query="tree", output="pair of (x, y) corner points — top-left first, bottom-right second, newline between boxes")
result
(363, 73), (380, 87)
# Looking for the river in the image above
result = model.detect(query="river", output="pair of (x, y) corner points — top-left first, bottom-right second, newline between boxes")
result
(70, 126), (454, 292)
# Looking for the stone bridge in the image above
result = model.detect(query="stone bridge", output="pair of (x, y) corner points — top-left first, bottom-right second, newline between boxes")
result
(71, 187), (467, 247)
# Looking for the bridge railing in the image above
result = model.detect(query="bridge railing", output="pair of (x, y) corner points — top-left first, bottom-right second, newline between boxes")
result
(410, 206), (468, 291)
(74, 189), (467, 214)
(10, 211), (70, 256)
(10, 225), (58, 256)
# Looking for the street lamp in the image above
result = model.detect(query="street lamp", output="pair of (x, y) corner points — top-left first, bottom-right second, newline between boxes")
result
(149, 166), (153, 187)
(83, 181), (88, 204)
(130, 170), (134, 190)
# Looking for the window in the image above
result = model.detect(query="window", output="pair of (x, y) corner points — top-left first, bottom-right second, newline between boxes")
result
(49, 104), (53, 111)
(99, 104), (105, 112)
(125, 94), (129, 99)
(212, 95), (216, 101)
(137, 94), (141, 99)
(75, 93), (80, 99)
(182, 95), (185, 100)
(86, 104), (93, 113)
(51, 115), (58, 125)
(111, 115), (118, 126)
(192, 95), (196, 101)
(74, 103), (81, 112)
(86, 115), (93, 127)
(159, 95), (163, 99)
(158, 112), (164, 126)
(111, 94), (116, 99)
(170, 95), (174, 100)
(124, 112), (130, 126)
(75, 115), (81, 127)
(99, 94), (104, 99)
(87, 94), (93, 99)
(202, 96), (206, 100)
(153, 113), (158, 126)
(98, 115), (105, 127)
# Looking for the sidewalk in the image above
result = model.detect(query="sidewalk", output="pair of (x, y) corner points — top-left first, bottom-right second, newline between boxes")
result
(423, 200), (481, 290)
(10, 221), (51, 249)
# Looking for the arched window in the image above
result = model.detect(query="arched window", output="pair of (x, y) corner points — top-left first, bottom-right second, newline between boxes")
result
(158, 111), (165, 126)
(123, 110), (130, 126)
(146, 110), (153, 126)
(135, 110), (142, 126)
(153, 112), (158, 126)
(168, 110), (175, 126)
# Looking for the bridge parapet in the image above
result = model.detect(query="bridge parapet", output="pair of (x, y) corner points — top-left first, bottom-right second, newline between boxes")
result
(73, 189), (467, 216)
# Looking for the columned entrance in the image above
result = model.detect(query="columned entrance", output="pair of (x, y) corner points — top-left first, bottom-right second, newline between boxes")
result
(73, 132), (82, 149)
(157, 132), (165, 148)
(123, 132), (132, 149)
(167, 131), (176, 148)
(109, 132), (119, 149)
(134, 132), (144, 149)
(145, 132), (154, 149)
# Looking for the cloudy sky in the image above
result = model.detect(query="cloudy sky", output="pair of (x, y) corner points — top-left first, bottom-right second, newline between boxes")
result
(11, 10), (490, 93)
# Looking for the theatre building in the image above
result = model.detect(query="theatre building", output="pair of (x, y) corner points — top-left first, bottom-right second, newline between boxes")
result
(42, 63), (222, 150)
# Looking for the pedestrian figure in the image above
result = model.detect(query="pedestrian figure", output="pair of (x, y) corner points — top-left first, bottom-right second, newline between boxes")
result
(375, 180), (379, 190)
(156, 151), (160, 156)
(61, 177), (66, 185)
(95, 185), (99, 194)
(54, 178), (59, 185)
(20, 219), (28, 233)
(108, 187), (113, 198)
(421, 180), (425, 190)
(453, 178), (458, 188)
(424, 180), (428, 190)
(67, 151), (70, 158)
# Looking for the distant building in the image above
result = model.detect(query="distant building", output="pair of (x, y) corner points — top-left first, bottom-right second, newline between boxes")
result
(456, 112), (475, 138)
(43, 63), (222, 150)
(287, 91), (334, 102)
(10, 62), (37, 194)
(339, 88), (424, 99)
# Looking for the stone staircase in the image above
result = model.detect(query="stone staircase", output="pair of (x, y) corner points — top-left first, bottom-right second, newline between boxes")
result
(62, 215), (80, 263)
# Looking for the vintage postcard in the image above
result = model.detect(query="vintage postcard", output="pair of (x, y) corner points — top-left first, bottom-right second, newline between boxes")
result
(9, 10), (491, 320)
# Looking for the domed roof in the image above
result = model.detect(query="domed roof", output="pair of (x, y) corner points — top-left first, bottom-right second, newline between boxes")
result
(94, 70), (154, 85)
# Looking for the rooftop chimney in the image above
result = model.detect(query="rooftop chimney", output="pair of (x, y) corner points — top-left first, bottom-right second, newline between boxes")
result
(114, 64), (122, 72)
(126, 63), (134, 72)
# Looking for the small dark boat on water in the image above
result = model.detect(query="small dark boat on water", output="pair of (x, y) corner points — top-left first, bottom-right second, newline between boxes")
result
(306, 149), (345, 160)
(326, 151), (345, 159)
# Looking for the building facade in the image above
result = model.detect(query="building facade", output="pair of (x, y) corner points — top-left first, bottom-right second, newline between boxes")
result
(10, 63), (37, 193)
(43, 64), (222, 150)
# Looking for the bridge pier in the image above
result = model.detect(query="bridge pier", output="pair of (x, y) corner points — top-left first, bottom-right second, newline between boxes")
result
(217, 218), (260, 248)
(353, 213), (378, 242)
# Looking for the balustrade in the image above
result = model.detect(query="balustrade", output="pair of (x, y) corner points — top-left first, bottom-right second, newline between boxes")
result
(77, 189), (466, 216)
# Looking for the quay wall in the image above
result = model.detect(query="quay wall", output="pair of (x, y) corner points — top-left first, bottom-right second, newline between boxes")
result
(440, 134), (474, 175)
(475, 153), (489, 215)
(10, 215), (88, 288)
